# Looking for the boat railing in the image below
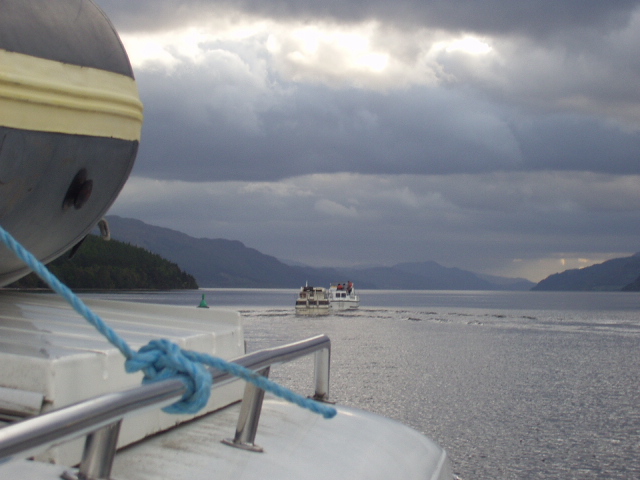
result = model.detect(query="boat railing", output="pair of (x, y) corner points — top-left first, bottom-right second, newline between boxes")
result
(0, 334), (331, 479)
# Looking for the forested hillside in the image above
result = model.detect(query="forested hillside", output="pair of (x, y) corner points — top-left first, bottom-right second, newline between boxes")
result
(7, 235), (198, 290)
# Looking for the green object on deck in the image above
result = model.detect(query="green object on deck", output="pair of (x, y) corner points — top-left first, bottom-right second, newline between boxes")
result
(198, 293), (209, 308)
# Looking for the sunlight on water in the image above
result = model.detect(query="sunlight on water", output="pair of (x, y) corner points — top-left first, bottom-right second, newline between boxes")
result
(235, 293), (640, 480)
(239, 306), (640, 479)
(82, 289), (640, 479)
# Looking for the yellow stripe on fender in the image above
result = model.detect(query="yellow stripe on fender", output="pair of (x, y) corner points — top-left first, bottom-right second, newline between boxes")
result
(0, 49), (143, 141)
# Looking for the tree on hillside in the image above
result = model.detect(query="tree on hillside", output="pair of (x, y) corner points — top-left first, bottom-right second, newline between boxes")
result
(6, 235), (198, 290)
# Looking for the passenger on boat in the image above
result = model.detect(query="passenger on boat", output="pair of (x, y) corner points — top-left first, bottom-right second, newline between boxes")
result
(337, 284), (344, 290)
(347, 281), (353, 294)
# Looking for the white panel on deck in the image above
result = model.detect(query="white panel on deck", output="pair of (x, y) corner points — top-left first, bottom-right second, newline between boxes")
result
(0, 386), (44, 417)
(0, 292), (246, 466)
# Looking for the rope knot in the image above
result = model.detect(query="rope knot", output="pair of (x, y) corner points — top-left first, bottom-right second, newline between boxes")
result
(125, 339), (212, 414)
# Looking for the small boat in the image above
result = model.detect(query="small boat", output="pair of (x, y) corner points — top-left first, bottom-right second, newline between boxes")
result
(295, 284), (331, 315)
(328, 282), (360, 310)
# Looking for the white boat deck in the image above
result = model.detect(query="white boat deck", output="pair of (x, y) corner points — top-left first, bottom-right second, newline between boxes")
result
(0, 292), (454, 480)
(109, 397), (452, 480)
(1, 397), (452, 480)
(0, 292), (245, 465)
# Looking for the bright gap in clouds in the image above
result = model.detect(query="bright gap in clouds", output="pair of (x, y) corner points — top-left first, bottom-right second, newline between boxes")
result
(120, 19), (494, 88)
(508, 256), (622, 283)
(439, 36), (493, 55)
(279, 23), (390, 73)
(120, 21), (394, 73)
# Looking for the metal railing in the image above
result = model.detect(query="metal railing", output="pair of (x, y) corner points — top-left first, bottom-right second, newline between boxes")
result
(0, 334), (331, 480)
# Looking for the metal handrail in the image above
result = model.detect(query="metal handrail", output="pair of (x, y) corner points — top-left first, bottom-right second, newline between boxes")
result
(0, 334), (331, 469)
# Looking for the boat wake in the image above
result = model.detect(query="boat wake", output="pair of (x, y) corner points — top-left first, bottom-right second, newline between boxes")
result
(240, 306), (640, 337)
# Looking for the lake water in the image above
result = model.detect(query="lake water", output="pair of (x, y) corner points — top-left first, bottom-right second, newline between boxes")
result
(82, 289), (640, 479)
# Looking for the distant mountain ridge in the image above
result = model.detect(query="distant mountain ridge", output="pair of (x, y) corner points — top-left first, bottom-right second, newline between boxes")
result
(533, 253), (640, 291)
(104, 216), (535, 290)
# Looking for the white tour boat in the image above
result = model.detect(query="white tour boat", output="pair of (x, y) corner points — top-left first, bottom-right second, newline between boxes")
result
(295, 285), (331, 315)
(0, 2), (456, 479)
(328, 282), (360, 310)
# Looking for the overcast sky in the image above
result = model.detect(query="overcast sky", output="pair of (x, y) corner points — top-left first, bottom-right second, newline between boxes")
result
(95, 0), (640, 281)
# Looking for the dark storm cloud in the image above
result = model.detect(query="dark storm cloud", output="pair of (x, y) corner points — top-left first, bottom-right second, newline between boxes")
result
(135, 79), (518, 181)
(94, 0), (640, 280)
(132, 69), (640, 182)
(111, 171), (640, 280)
(98, 0), (640, 38)
(92, 0), (640, 182)
(89, 0), (640, 183)
(441, 28), (640, 127)
(512, 116), (640, 174)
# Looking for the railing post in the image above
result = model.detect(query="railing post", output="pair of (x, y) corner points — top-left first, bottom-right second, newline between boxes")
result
(313, 346), (330, 402)
(62, 420), (122, 480)
(0, 335), (332, 465)
(222, 367), (270, 452)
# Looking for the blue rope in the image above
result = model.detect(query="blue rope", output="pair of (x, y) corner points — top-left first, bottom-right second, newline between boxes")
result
(0, 225), (336, 419)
